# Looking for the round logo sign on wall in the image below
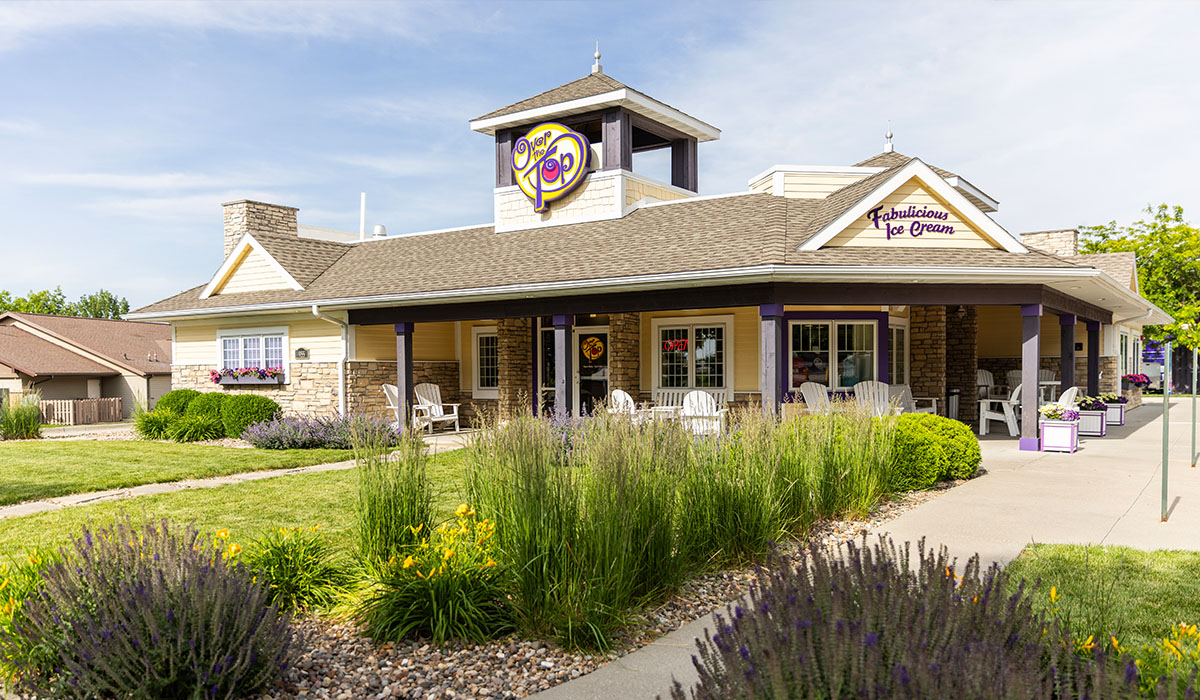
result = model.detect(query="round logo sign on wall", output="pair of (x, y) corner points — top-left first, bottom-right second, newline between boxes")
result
(512, 122), (591, 212)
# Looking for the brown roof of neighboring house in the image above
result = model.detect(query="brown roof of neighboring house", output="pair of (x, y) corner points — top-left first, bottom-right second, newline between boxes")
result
(1068, 252), (1138, 289)
(0, 313), (171, 376)
(0, 325), (118, 377)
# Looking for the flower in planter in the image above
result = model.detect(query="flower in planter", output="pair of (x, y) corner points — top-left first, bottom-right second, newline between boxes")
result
(1099, 391), (1129, 404)
(1122, 373), (1151, 388)
(1077, 396), (1107, 411)
(1039, 404), (1079, 421)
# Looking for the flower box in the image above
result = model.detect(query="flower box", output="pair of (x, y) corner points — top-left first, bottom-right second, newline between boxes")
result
(1078, 410), (1107, 437)
(216, 375), (285, 386)
(209, 367), (286, 386)
(1040, 419), (1079, 453)
(1106, 403), (1126, 426)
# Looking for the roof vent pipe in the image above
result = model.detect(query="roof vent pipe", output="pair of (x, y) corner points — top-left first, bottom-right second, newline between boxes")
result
(372, 224), (387, 239)
(359, 192), (367, 242)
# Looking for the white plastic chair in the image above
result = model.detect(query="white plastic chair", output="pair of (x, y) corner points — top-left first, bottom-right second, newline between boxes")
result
(890, 384), (937, 414)
(977, 369), (996, 398)
(412, 383), (460, 434)
(799, 382), (831, 414)
(854, 380), (898, 418)
(1006, 370), (1023, 394)
(608, 389), (638, 419)
(979, 383), (1022, 437)
(1055, 386), (1079, 409)
(680, 390), (727, 436)
(382, 384), (401, 429)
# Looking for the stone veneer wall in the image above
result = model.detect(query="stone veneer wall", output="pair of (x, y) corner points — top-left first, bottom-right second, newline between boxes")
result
(173, 363), (340, 416)
(909, 306), (947, 416)
(1020, 229), (1078, 257)
(222, 200), (298, 257)
(608, 312), (640, 397)
(946, 306), (978, 423)
(345, 361), (462, 422)
(497, 318), (533, 419)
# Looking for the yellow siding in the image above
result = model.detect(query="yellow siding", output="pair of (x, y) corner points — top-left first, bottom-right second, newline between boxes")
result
(781, 172), (867, 199)
(173, 314), (343, 365)
(459, 321), (496, 392)
(826, 177), (999, 249)
(977, 306), (1094, 358)
(625, 178), (691, 206)
(354, 322), (457, 362)
(640, 307), (759, 393)
(214, 247), (292, 294)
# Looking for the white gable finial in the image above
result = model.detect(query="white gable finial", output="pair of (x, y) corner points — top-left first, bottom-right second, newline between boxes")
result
(592, 41), (602, 74)
(884, 120), (894, 153)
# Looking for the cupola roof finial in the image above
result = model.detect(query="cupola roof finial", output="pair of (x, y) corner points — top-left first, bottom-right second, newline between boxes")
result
(592, 41), (602, 74)
(883, 120), (894, 153)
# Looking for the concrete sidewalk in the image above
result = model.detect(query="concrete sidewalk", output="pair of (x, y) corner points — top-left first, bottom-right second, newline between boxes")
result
(532, 397), (1200, 699)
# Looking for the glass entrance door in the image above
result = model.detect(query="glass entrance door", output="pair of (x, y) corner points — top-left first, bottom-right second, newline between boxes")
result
(574, 327), (609, 416)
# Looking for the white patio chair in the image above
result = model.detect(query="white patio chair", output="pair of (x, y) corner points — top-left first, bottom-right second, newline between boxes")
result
(680, 390), (727, 436)
(977, 369), (996, 398)
(382, 383), (401, 430)
(853, 380), (899, 418)
(607, 389), (639, 420)
(1039, 369), (1058, 382)
(979, 383), (1022, 437)
(1054, 386), (1079, 409)
(890, 384), (938, 414)
(1006, 370), (1023, 395)
(412, 382), (460, 434)
(799, 382), (831, 414)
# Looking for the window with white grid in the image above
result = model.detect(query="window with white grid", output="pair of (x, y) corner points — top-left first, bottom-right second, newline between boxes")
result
(659, 327), (690, 388)
(651, 316), (733, 397)
(473, 327), (499, 398)
(217, 327), (289, 379)
(788, 320), (878, 390)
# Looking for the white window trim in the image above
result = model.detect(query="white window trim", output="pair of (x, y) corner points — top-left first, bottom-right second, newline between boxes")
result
(787, 319), (879, 391)
(1119, 330), (1131, 375)
(216, 325), (290, 384)
(472, 325), (499, 400)
(650, 314), (735, 400)
(889, 318), (910, 386)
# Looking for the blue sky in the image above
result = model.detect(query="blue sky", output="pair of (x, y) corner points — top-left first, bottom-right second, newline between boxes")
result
(2, 1), (1198, 308)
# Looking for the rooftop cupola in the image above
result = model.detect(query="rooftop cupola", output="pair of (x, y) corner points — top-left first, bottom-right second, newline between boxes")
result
(470, 55), (720, 232)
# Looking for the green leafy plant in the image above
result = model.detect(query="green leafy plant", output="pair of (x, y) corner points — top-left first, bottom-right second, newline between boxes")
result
(0, 547), (62, 683)
(221, 394), (282, 439)
(894, 413), (981, 481)
(0, 392), (42, 441)
(165, 413), (225, 442)
(889, 414), (949, 491)
(355, 423), (432, 570)
(184, 391), (228, 418)
(243, 525), (352, 611)
(155, 388), (201, 415)
(132, 409), (177, 440)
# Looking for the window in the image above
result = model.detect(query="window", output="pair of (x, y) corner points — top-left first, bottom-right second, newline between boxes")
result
(219, 330), (287, 371)
(889, 324), (908, 385)
(651, 315), (733, 398)
(789, 320), (877, 389)
(1120, 332), (1130, 375)
(473, 327), (499, 399)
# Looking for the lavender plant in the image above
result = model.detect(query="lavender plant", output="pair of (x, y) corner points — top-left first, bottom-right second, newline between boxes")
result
(666, 537), (1190, 700)
(243, 414), (399, 449)
(0, 517), (294, 699)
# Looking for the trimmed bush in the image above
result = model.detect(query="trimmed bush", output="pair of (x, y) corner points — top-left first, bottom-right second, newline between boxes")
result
(0, 517), (293, 699)
(0, 393), (42, 441)
(155, 388), (200, 415)
(889, 414), (949, 491)
(132, 409), (177, 440)
(184, 391), (228, 418)
(166, 413), (226, 442)
(243, 525), (352, 611)
(896, 413), (981, 481)
(222, 394), (282, 439)
(667, 538), (1178, 700)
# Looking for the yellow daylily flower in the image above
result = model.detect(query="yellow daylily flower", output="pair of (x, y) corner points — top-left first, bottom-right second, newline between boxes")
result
(483, 558), (497, 568)
(228, 543), (242, 556)
(216, 529), (229, 539)
(1049, 586), (1060, 603)
(403, 556), (416, 569)
(409, 524), (424, 536)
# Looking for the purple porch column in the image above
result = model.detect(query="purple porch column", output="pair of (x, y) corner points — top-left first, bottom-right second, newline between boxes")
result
(394, 323), (414, 428)
(1020, 305), (1042, 451)
(759, 304), (785, 416)
(1059, 314), (1076, 396)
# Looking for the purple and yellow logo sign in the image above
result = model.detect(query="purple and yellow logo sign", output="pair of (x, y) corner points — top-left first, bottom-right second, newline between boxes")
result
(512, 122), (591, 212)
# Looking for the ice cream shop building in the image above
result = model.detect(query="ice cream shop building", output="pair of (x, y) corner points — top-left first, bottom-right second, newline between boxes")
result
(129, 60), (1169, 450)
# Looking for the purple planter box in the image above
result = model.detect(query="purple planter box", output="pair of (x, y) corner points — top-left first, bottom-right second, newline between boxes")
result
(1106, 403), (1126, 426)
(1078, 410), (1107, 437)
(217, 375), (284, 386)
(1040, 419), (1079, 453)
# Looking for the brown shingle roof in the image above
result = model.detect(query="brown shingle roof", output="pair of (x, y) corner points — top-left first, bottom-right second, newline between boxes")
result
(855, 150), (957, 179)
(474, 73), (629, 121)
(1068, 252), (1137, 289)
(0, 325), (118, 377)
(1, 313), (171, 376)
(252, 233), (351, 287)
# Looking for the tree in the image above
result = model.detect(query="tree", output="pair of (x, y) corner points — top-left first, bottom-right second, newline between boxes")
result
(72, 290), (131, 319)
(1080, 204), (1200, 347)
(0, 287), (132, 319)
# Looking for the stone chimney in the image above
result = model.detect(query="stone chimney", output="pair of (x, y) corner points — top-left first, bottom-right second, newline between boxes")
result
(1020, 229), (1078, 257)
(222, 200), (299, 258)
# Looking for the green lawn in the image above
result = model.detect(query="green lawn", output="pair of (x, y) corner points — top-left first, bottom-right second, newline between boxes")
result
(0, 441), (356, 506)
(0, 449), (469, 557)
(1007, 543), (1200, 647)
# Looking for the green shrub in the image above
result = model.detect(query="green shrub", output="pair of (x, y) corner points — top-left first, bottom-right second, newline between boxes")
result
(155, 388), (200, 415)
(901, 413), (982, 480)
(221, 394), (282, 439)
(243, 525), (352, 611)
(165, 413), (225, 442)
(889, 414), (948, 491)
(355, 424), (432, 570)
(0, 547), (62, 682)
(184, 391), (228, 418)
(357, 511), (511, 644)
(132, 409), (177, 440)
(0, 393), (42, 441)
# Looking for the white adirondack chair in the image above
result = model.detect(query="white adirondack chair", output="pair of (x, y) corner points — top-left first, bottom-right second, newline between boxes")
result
(608, 389), (638, 418)
(977, 369), (996, 398)
(680, 390), (727, 436)
(890, 384), (938, 414)
(979, 383), (1022, 437)
(853, 380), (898, 418)
(1054, 386), (1080, 409)
(412, 383), (460, 434)
(382, 383), (401, 429)
(1006, 370), (1023, 394)
(1038, 369), (1058, 383)
(799, 382), (831, 414)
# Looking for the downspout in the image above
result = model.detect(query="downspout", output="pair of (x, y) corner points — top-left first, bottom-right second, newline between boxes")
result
(311, 305), (348, 417)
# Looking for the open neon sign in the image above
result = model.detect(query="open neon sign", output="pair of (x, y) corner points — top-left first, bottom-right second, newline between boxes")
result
(662, 339), (688, 352)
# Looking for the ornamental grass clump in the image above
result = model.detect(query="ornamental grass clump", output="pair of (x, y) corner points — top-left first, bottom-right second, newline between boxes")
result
(667, 537), (1190, 700)
(243, 525), (353, 612)
(355, 422), (433, 571)
(0, 517), (293, 700)
(357, 505), (512, 644)
(0, 392), (42, 441)
(133, 409), (176, 440)
(165, 413), (225, 442)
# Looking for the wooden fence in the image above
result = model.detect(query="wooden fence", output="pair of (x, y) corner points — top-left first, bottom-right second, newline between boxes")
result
(40, 398), (124, 426)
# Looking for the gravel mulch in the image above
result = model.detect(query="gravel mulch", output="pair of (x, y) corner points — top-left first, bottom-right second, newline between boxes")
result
(260, 480), (968, 700)
(41, 427), (136, 441)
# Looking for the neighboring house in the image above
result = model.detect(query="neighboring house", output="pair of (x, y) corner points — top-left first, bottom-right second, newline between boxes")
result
(0, 312), (172, 417)
(128, 66), (1170, 451)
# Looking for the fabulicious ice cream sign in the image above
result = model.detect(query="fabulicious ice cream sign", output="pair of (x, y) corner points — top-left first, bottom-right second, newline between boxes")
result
(512, 122), (591, 212)
(866, 204), (956, 239)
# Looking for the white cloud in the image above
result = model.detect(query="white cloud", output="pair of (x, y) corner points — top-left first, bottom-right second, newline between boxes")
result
(84, 189), (297, 221)
(0, 119), (40, 134)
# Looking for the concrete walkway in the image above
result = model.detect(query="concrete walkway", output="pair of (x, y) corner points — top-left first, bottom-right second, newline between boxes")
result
(533, 397), (1200, 699)
(0, 430), (472, 520)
